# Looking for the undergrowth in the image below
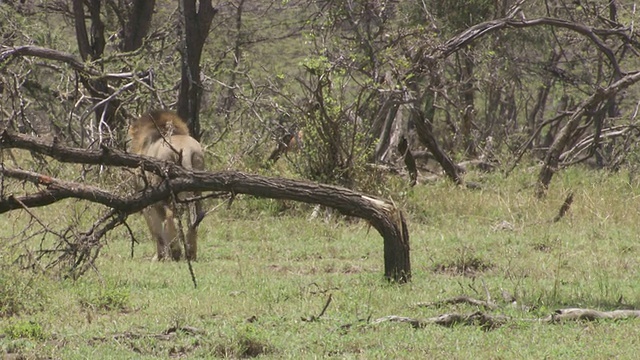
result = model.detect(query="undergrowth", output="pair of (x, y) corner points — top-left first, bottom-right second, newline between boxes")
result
(1, 165), (640, 359)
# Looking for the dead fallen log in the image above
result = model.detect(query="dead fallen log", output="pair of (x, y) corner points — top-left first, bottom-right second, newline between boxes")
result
(415, 295), (498, 310)
(364, 307), (640, 332)
(366, 307), (640, 331)
(543, 308), (640, 323)
(0, 131), (411, 283)
(371, 311), (507, 330)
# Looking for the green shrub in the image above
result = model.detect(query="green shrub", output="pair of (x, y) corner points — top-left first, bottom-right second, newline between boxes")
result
(0, 269), (45, 318)
(3, 320), (46, 341)
(80, 284), (130, 312)
(213, 325), (273, 358)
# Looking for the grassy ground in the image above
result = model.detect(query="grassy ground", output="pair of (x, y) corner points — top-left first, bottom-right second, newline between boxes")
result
(2, 165), (640, 359)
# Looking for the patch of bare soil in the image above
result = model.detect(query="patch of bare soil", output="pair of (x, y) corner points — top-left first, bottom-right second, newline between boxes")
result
(433, 256), (493, 277)
(213, 336), (272, 358)
(532, 242), (552, 252)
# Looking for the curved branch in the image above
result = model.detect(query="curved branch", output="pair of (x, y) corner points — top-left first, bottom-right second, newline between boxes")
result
(438, 16), (624, 78)
(0, 167), (133, 212)
(0, 45), (148, 81)
(0, 130), (171, 178)
(0, 131), (411, 282)
(0, 45), (100, 76)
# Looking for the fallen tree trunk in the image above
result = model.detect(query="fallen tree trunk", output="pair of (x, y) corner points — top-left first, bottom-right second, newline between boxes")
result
(365, 307), (640, 331)
(371, 312), (507, 330)
(543, 308), (640, 322)
(0, 131), (411, 282)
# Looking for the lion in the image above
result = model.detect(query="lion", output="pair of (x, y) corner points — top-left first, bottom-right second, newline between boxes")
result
(128, 110), (205, 261)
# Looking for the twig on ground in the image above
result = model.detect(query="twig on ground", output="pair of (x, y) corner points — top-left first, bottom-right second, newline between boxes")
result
(365, 306), (640, 332)
(553, 192), (574, 222)
(302, 294), (333, 322)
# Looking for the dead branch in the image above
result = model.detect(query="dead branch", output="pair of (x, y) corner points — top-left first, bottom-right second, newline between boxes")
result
(415, 295), (498, 310)
(0, 167), (135, 212)
(367, 307), (640, 331)
(0, 45), (148, 82)
(543, 308), (640, 322)
(302, 294), (333, 322)
(559, 125), (640, 164)
(553, 192), (574, 223)
(372, 311), (507, 330)
(0, 131), (411, 282)
(92, 325), (205, 343)
(438, 16), (624, 78)
(0, 45), (99, 76)
(505, 112), (571, 176)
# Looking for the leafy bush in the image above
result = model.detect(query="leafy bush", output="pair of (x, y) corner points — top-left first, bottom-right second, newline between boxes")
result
(0, 269), (46, 318)
(3, 320), (46, 341)
(213, 325), (273, 358)
(80, 284), (130, 312)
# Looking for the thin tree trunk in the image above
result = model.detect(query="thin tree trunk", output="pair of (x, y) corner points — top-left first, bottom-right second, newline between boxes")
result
(177, 0), (217, 140)
(122, 0), (156, 52)
(459, 51), (477, 157)
(71, 0), (121, 133)
(217, 0), (245, 115)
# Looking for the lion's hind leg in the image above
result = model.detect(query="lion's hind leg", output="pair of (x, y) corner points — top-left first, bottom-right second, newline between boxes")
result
(142, 206), (168, 261)
(162, 205), (183, 261)
(144, 204), (182, 261)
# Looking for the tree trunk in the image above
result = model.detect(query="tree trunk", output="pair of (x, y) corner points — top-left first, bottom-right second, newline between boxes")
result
(71, 0), (121, 133)
(122, 0), (156, 52)
(217, 0), (245, 115)
(177, 0), (217, 140)
(459, 51), (477, 157)
(409, 99), (463, 185)
(397, 136), (417, 186)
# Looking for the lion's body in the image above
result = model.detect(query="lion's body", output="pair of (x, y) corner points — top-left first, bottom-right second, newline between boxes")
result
(129, 110), (205, 261)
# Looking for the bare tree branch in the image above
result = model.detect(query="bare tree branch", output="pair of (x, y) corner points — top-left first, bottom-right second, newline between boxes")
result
(0, 167), (133, 212)
(438, 16), (625, 78)
(536, 70), (640, 197)
(0, 45), (100, 76)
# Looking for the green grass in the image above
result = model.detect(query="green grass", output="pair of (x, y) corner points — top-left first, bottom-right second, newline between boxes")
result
(2, 166), (640, 359)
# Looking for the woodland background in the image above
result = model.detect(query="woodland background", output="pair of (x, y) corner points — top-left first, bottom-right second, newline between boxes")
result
(2, 0), (639, 192)
(2, 0), (640, 358)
